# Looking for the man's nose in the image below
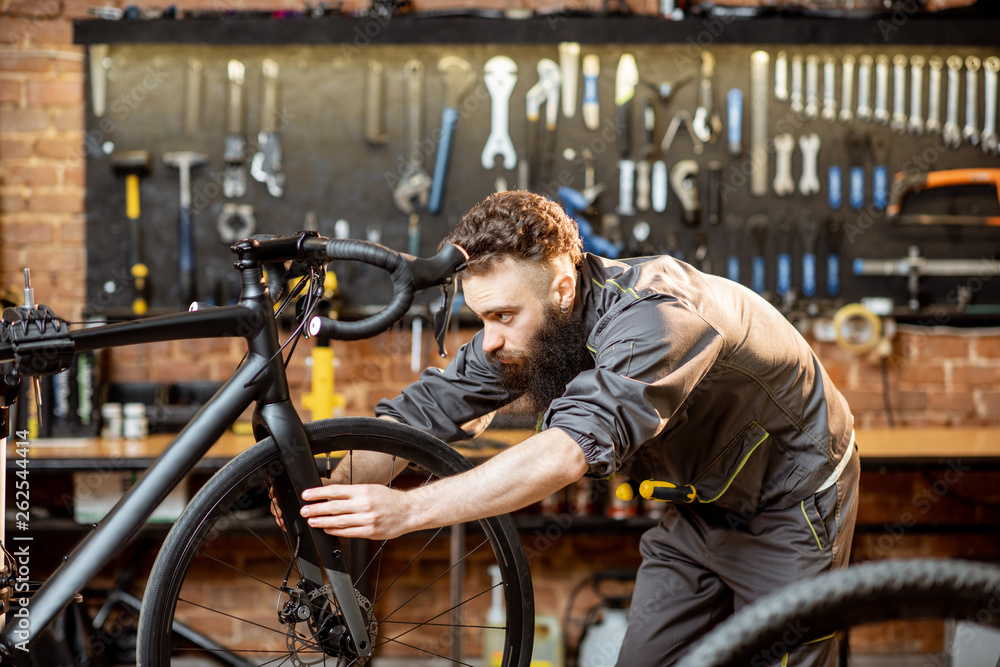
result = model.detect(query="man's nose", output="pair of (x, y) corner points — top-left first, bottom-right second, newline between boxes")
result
(482, 325), (503, 353)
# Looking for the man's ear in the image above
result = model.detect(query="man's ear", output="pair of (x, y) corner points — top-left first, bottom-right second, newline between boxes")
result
(552, 268), (576, 312)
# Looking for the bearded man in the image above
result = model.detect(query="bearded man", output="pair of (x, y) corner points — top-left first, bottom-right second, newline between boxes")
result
(295, 190), (859, 666)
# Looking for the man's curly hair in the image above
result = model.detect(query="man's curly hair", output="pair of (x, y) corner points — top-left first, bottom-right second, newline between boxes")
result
(440, 190), (583, 276)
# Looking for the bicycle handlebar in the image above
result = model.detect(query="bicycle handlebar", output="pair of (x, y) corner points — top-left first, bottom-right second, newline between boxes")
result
(235, 233), (469, 343)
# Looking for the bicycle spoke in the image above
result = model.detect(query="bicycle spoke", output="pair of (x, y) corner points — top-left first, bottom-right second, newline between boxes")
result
(370, 526), (446, 607)
(375, 633), (478, 667)
(379, 581), (500, 648)
(175, 597), (324, 652)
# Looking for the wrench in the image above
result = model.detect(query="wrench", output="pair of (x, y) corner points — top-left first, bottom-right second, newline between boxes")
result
(874, 54), (890, 125)
(525, 59), (560, 189)
(393, 60), (432, 251)
(773, 133), (795, 197)
(692, 51), (720, 143)
(652, 160), (668, 213)
(840, 55), (854, 123)
(983, 56), (999, 155)
(908, 55), (925, 135)
(891, 54), (908, 134)
(798, 133), (821, 196)
(964, 55), (981, 146)
(750, 50), (770, 198)
(944, 55), (963, 147)
(616, 159), (636, 217)
(927, 56), (944, 134)
(428, 55), (477, 214)
(857, 55), (873, 122)
(805, 55), (820, 120)
(775, 51), (788, 101)
(822, 55), (837, 122)
(670, 160), (700, 227)
(790, 54), (804, 115)
(481, 56), (518, 170)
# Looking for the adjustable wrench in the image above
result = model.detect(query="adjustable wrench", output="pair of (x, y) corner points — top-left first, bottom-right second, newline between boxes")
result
(857, 55), (873, 122)
(481, 56), (518, 170)
(798, 133), (821, 196)
(223, 59), (247, 198)
(926, 56), (944, 134)
(804, 55), (820, 120)
(693, 51), (721, 144)
(840, 55), (854, 123)
(944, 55), (963, 147)
(890, 54), (908, 134)
(821, 55), (837, 123)
(908, 55), (925, 135)
(874, 54), (890, 125)
(964, 56), (981, 146)
(773, 133), (795, 197)
(983, 56), (999, 155)
(775, 51), (788, 102)
(790, 54), (804, 115)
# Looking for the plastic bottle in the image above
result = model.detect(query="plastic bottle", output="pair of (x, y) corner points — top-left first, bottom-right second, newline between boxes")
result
(483, 565), (505, 667)
(578, 603), (629, 667)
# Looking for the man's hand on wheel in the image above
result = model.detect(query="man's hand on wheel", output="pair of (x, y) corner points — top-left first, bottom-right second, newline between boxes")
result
(300, 484), (413, 541)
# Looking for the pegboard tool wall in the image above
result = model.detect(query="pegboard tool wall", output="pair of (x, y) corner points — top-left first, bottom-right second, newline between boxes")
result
(84, 41), (1000, 317)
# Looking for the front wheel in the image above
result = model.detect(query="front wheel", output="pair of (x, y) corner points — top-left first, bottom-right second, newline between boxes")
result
(137, 417), (534, 666)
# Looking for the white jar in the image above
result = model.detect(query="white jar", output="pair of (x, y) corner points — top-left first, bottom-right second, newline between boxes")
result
(122, 402), (148, 440)
(101, 402), (123, 439)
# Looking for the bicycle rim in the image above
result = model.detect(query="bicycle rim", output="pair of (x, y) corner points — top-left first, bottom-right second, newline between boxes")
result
(678, 558), (1000, 667)
(137, 417), (533, 667)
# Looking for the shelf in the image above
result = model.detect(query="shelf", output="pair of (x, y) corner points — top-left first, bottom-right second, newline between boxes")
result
(73, 14), (1000, 47)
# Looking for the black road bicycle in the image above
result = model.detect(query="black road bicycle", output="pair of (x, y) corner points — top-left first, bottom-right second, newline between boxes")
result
(0, 232), (534, 666)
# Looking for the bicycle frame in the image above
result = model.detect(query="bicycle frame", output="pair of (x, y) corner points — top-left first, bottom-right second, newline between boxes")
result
(0, 263), (373, 660)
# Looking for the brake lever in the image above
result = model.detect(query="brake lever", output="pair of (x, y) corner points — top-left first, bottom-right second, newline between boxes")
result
(433, 279), (457, 357)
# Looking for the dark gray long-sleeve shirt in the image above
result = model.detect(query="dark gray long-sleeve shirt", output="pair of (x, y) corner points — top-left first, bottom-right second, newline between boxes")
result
(376, 254), (854, 515)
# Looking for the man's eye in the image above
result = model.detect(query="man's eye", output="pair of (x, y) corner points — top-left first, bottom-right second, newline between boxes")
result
(496, 313), (512, 323)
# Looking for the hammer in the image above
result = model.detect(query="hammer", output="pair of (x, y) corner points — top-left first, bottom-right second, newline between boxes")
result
(164, 151), (207, 306)
(111, 150), (152, 315)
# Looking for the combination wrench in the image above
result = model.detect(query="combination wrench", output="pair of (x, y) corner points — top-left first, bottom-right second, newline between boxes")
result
(799, 133), (821, 196)
(890, 54), (907, 134)
(964, 56), (981, 146)
(805, 55), (820, 120)
(908, 55), (925, 135)
(481, 56), (518, 170)
(857, 55), (873, 122)
(790, 54), (804, 115)
(840, 55), (854, 123)
(926, 56), (944, 134)
(943, 55), (963, 148)
(773, 133), (795, 197)
(822, 55), (837, 122)
(874, 54), (890, 125)
(983, 56), (999, 155)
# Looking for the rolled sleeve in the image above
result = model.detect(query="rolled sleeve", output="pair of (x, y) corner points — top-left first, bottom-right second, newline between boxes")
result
(544, 297), (723, 477)
(375, 330), (517, 442)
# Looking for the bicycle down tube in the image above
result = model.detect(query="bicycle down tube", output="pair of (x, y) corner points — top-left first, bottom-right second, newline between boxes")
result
(0, 262), (371, 659)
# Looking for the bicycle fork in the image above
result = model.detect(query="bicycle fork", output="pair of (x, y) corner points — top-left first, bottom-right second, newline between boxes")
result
(258, 399), (375, 661)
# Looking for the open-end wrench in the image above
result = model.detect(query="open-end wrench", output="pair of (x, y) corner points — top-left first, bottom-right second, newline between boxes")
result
(822, 55), (837, 122)
(908, 55), (925, 135)
(857, 55), (873, 122)
(481, 56), (518, 170)
(799, 133), (821, 196)
(840, 55), (854, 123)
(693, 51), (720, 143)
(790, 54), (804, 115)
(944, 55), (963, 147)
(890, 54), (908, 134)
(874, 55), (890, 125)
(775, 51), (788, 101)
(926, 56), (944, 134)
(805, 55), (820, 120)
(428, 55), (476, 214)
(983, 56), (999, 155)
(750, 51), (770, 198)
(964, 56), (981, 146)
(773, 133), (795, 197)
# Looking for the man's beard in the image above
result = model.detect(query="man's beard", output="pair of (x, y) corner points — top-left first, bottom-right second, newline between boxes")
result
(491, 304), (588, 413)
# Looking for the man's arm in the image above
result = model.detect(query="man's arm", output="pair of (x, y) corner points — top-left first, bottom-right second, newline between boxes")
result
(299, 427), (589, 540)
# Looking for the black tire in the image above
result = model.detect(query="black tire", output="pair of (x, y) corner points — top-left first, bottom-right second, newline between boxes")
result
(137, 417), (534, 666)
(678, 558), (1000, 667)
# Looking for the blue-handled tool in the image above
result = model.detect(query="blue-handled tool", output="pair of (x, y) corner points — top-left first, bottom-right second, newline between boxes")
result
(826, 217), (842, 298)
(749, 215), (768, 295)
(871, 134), (890, 211)
(776, 221), (793, 298)
(801, 219), (818, 298)
(727, 87), (743, 157)
(828, 165), (842, 209)
(428, 56), (476, 215)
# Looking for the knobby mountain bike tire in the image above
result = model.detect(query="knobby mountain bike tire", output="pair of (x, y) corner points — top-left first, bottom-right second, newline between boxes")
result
(678, 558), (1000, 667)
(136, 417), (534, 667)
